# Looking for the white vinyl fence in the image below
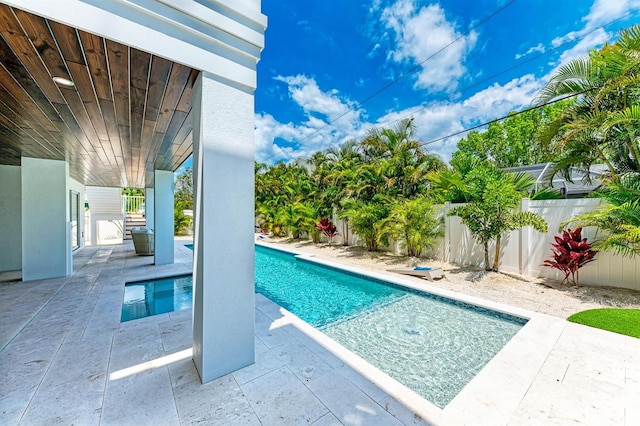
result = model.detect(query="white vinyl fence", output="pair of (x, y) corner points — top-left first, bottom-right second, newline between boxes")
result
(442, 198), (640, 291)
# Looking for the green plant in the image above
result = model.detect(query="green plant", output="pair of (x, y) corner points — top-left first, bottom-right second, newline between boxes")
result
(174, 201), (192, 235)
(543, 228), (597, 286)
(377, 197), (443, 257)
(448, 173), (547, 271)
(340, 196), (390, 251)
(563, 173), (640, 257)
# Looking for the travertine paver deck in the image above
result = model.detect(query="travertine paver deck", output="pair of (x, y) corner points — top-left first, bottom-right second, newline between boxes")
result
(1, 240), (638, 425)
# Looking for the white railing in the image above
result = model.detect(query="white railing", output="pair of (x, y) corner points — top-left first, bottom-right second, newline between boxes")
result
(123, 195), (145, 214)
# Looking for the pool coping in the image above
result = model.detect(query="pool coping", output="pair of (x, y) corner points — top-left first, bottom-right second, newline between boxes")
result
(255, 241), (566, 424)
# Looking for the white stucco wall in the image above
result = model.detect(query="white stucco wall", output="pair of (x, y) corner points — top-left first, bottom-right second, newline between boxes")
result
(0, 165), (22, 272)
(145, 188), (155, 231)
(21, 158), (71, 281)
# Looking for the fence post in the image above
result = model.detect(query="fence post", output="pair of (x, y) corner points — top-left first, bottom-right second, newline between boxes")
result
(519, 198), (530, 276)
(444, 202), (450, 263)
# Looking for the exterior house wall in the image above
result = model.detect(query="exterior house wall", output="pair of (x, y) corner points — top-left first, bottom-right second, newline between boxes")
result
(21, 158), (71, 281)
(0, 165), (22, 271)
(86, 187), (124, 245)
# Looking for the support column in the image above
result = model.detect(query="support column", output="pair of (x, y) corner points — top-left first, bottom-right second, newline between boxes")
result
(192, 72), (255, 383)
(0, 165), (22, 272)
(145, 188), (155, 231)
(21, 157), (71, 281)
(154, 171), (174, 265)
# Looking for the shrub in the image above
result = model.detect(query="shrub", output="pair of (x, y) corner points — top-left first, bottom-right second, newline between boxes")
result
(543, 228), (596, 286)
(316, 218), (338, 243)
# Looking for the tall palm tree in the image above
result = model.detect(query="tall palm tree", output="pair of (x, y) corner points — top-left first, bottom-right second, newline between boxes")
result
(360, 118), (444, 198)
(535, 25), (640, 180)
(324, 140), (362, 245)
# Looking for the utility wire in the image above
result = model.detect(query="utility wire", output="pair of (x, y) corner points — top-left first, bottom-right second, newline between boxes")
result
(373, 8), (639, 131)
(261, 0), (516, 163)
(420, 87), (595, 147)
(261, 6), (637, 164)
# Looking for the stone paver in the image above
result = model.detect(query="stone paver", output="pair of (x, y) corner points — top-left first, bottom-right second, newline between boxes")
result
(0, 240), (638, 425)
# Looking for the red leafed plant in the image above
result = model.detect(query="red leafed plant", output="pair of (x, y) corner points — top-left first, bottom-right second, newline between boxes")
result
(316, 218), (338, 243)
(543, 228), (597, 287)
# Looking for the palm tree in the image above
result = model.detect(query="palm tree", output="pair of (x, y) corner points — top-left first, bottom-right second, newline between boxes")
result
(360, 118), (444, 198)
(339, 196), (390, 251)
(324, 140), (362, 245)
(377, 197), (443, 257)
(562, 173), (640, 257)
(535, 25), (640, 180)
(448, 170), (548, 271)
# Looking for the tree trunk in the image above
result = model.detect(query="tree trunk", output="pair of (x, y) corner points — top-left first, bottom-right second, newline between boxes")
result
(483, 242), (491, 271)
(492, 234), (501, 272)
(343, 219), (350, 246)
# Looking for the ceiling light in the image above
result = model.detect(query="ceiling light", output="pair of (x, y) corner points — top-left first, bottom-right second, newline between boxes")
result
(52, 76), (74, 87)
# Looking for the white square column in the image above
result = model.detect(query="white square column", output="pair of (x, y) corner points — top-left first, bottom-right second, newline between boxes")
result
(192, 72), (255, 383)
(0, 165), (22, 272)
(154, 171), (174, 265)
(21, 157), (71, 281)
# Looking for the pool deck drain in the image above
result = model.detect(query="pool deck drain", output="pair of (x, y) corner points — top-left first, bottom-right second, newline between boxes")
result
(0, 239), (638, 425)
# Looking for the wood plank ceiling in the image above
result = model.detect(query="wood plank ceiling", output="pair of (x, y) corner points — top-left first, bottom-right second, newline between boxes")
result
(0, 4), (198, 187)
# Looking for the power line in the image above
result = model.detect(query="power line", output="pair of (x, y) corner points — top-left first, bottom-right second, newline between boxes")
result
(261, 6), (638, 164)
(419, 87), (595, 148)
(261, 0), (516, 163)
(374, 8), (639, 131)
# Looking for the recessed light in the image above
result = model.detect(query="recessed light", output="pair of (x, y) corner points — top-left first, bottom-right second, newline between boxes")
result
(52, 76), (74, 87)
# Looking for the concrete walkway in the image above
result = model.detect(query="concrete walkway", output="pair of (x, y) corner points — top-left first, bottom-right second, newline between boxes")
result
(1, 241), (638, 425)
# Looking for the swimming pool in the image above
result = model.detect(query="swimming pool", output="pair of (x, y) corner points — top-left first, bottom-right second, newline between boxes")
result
(121, 275), (192, 322)
(122, 244), (526, 407)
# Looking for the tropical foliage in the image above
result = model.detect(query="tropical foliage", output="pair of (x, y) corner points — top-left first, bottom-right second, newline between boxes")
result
(562, 174), (640, 257)
(316, 218), (338, 243)
(447, 167), (548, 271)
(254, 25), (640, 269)
(535, 24), (640, 179)
(543, 228), (597, 286)
(377, 197), (443, 257)
(256, 118), (445, 252)
(174, 168), (194, 235)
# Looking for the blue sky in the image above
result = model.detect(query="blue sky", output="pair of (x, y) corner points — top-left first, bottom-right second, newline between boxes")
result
(252, 0), (640, 165)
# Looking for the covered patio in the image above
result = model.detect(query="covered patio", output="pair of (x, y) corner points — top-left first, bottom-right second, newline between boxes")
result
(0, 0), (264, 386)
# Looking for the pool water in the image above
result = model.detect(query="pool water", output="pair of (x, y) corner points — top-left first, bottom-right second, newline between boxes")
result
(121, 275), (192, 322)
(121, 244), (526, 407)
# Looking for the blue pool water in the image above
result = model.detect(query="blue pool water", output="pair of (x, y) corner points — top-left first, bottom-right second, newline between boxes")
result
(121, 275), (192, 322)
(122, 244), (526, 407)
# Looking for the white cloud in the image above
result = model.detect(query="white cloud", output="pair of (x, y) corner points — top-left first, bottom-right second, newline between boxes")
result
(378, 0), (477, 93)
(274, 75), (357, 120)
(255, 75), (369, 164)
(256, 73), (543, 164)
(555, 28), (610, 65)
(515, 43), (546, 60)
(552, 0), (639, 49)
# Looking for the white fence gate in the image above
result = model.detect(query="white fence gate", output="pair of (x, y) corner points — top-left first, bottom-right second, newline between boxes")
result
(441, 199), (640, 291)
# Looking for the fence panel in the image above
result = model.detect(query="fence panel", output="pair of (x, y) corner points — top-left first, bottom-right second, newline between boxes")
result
(443, 198), (640, 291)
